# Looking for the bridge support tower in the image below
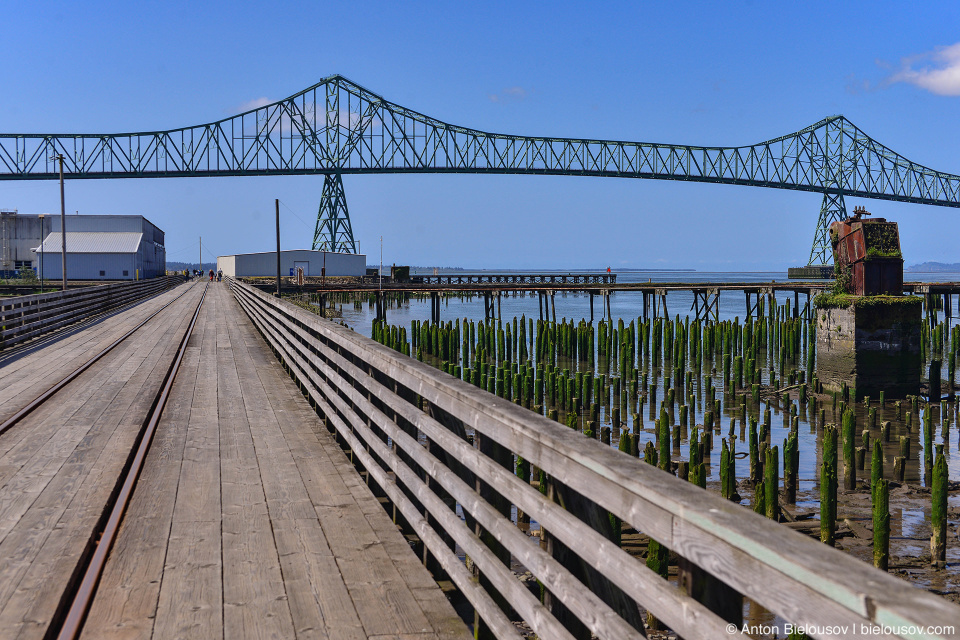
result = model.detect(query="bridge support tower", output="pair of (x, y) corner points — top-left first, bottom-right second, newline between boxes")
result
(808, 192), (847, 266)
(789, 192), (847, 279)
(313, 173), (358, 253)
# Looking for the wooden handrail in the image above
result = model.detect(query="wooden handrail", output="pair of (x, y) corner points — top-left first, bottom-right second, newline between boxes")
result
(0, 277), (182, 349)
(229, 278), (959, 640)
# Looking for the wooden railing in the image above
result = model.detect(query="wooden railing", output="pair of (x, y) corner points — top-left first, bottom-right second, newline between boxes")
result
(0, 276), (183, 349)
(418, 273), (618, 284)
(230, 278), (959, 640)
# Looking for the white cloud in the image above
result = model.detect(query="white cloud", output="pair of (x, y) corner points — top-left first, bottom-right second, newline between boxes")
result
(488, 86), (527, 103)
(889, 42), (960, 96)
(236, 96), (273, 113)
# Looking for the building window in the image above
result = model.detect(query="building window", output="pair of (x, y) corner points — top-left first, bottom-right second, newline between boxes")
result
(100, 270), (105, 276)
(14, 260), (31, 269)
(123, 270), (129, 276)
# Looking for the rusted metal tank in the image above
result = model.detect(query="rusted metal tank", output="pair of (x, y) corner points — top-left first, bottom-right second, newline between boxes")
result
(829, 210), (903, 296)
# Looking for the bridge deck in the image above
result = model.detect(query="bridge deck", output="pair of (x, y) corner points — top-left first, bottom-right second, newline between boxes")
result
(81, 283), (468, 639)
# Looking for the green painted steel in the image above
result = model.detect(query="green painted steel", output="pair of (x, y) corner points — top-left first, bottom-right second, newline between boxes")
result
(314, 173), (356, 253)
(2, 75), (958, 259)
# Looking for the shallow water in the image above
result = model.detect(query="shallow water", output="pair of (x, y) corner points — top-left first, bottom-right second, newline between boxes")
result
(334, 269), (960, 637)
(341, 269), (960, 487)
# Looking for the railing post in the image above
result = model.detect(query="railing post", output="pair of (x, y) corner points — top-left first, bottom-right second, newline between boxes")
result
(677, 560), (743, 638)
(473, 430), (514, 639)
(547, 481), (645, 638)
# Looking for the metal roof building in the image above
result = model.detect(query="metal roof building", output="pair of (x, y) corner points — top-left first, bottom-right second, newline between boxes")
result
(217, 249), (365, 278)
(32, 223), (166, 281)
(1, 212), (165, 280)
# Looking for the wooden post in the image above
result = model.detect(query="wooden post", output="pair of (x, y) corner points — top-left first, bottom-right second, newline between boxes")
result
(546, 479), (645, 637)
(931, 451), (947, 568)
(474, 430), (514, 638)
(873, 478), (889, 571)
(275, 198), (281, 297)
(765, 445), (779, 520)
(842, 408), (856, 490)
(821, 426), (838, 545)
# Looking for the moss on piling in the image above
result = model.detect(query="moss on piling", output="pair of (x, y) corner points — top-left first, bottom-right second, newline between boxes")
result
(814, 292), (921, 311)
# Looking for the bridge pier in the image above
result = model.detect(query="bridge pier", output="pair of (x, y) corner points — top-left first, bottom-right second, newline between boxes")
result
(313, 173), (358, 253)
(690, 289), (719, 322)
(744, 288), (774, 319)
(655, 290), (667, 320)
(807, 191), (847, 266)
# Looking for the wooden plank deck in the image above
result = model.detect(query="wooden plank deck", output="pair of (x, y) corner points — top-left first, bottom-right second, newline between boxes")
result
(83, 283), (471, 639)
(0, 282), (206, 640)
(0, 282), (195, 425)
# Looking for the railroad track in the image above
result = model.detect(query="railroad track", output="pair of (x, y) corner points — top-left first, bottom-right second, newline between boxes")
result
(0, 286), (177, 368)
(0, 281), (203, 436)
(0, 280), (207, 639)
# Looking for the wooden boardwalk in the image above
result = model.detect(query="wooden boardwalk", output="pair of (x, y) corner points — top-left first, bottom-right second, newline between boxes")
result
(0, 282), (469, 639)
(0, 283), (204, 639)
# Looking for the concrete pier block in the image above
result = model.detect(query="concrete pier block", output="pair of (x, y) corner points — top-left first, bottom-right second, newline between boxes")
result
(816, 300), (921, 399)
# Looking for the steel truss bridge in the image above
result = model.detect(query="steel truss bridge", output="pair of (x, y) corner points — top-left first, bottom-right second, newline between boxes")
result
(2, 75), (959, 263)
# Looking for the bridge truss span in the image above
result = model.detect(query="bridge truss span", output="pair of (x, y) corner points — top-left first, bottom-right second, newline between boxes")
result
(2, 75), (958, 259)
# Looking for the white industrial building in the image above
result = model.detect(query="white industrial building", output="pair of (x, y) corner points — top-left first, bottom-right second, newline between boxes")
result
(217, 250), (365, 278)
(0, 211), (165, 280)
(34, 232), (160, 281)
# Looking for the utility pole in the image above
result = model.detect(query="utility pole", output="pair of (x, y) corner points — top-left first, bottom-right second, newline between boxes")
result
(56, 154), (66, 290)
(38, 214), (44, 292)
(275, 199), (281, 297)
(199, 236), (201, 275)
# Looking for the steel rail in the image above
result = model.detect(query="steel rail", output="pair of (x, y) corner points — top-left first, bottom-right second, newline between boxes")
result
(0, 280), (198, 437)
(54, 281), (207, 640)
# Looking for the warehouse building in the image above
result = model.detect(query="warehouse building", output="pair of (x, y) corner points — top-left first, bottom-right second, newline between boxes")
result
(0, 209), (54, 277)
(0, 211), (165, 280)
(217, 249), (365, 278)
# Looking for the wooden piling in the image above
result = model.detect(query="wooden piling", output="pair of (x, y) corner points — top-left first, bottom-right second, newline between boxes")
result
(931, 452), (947, 568)
(821, 425), (838, 546)
(784, 431), (798, 504)
(842, 409), (856, 490)
(873, 478), (889, 571)
(894, 456), (906, 482)
(871, 440), (883, 496)
(764, 445), (779, 520)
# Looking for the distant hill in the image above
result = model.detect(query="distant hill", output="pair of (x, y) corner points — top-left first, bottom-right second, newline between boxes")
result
(905, 262), (960, 272)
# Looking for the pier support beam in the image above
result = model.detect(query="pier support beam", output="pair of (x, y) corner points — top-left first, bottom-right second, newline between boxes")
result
(375, 291), (386, 322)
(690, 289), (720, 322)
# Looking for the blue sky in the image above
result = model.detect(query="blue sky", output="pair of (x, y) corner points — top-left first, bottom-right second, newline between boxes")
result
(2, 0), (959, 270)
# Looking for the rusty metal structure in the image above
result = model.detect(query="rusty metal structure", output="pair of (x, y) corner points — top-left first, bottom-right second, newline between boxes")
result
(830, 208), (903, 295)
